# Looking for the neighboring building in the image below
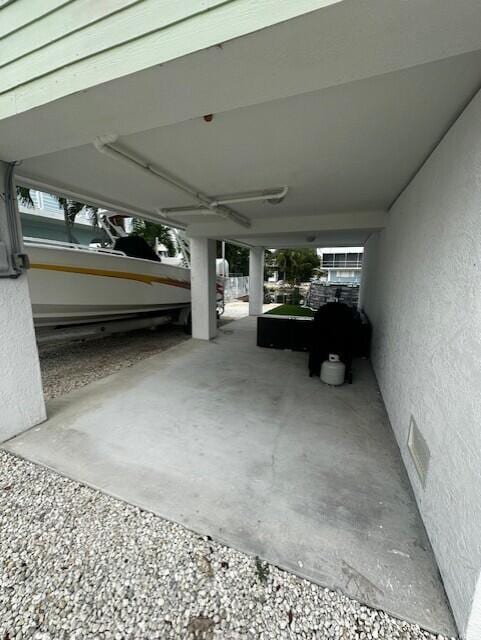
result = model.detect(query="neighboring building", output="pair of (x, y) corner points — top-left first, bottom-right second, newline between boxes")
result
(18, 190), (99, 245)
(319, 247), (363, 285)
(19, 191), (187, 265)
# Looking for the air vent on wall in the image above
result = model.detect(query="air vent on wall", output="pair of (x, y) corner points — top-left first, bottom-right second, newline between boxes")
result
(407, 416), (430, 488)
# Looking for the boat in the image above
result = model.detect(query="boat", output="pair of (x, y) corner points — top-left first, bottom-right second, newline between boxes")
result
(25, 236), (191, 328)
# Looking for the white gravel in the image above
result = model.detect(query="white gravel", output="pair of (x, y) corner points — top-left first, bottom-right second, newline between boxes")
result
(38, 303), (270, 400)
(38, 326), (189, 400)
(0, 451), (454, 640)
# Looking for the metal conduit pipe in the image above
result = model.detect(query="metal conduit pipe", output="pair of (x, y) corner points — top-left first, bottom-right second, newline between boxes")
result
(210, 185), (288, 207)
(158, 208), (216, 217)
(159, 185), (289, 215)
(0, 163), (30, 277)
(93, 138), (251, 228)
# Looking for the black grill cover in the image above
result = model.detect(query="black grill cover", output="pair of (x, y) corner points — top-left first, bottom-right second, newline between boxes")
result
(308, 302), (356, 379)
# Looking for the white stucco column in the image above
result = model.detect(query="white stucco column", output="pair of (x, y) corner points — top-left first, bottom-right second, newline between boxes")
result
(190, 237), (217, 340)
(249, 247), (265, 316)
(0, 162), (46, 441)
(466, 573), (481, 640)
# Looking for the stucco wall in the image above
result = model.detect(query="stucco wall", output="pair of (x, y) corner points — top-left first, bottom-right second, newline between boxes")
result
(360, 90), (481, 639)
(0, 162), (46, 441)
(0, 275), (46, 441)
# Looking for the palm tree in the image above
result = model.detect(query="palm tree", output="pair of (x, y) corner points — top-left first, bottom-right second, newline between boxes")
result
(16, 186), (35, 208)
(273, 249), (299, 282)
(57, 197), (98, 244)
(132, 218), (175, 256)
(273, 248), (319, 283)
(16, 185), (98, 243)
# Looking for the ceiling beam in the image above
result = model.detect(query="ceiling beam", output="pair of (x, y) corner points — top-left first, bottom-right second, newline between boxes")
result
(15, 173), (186, 230)
(186, 210), (387, 239)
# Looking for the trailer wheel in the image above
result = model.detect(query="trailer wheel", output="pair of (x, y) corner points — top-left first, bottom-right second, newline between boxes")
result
(184, 312), (192, 335)
(176, 306), (192, 334)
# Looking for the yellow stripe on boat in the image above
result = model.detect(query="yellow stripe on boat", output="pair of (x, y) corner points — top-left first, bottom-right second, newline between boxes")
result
(30, 263), (191, 289)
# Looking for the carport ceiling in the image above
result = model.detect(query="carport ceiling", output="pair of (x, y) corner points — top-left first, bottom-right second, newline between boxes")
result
(18, 50), (481, 247)
(10, 0), (481, 249)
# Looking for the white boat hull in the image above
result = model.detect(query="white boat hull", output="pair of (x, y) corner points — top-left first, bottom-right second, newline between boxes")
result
(26, 241), (191, 327)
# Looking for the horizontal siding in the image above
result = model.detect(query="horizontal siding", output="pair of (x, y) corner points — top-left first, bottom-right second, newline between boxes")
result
(0, 0), (71, 38)
(1, 0), (224, 94)
(0, 0), (336, 121)
(1, 0), (140, 64)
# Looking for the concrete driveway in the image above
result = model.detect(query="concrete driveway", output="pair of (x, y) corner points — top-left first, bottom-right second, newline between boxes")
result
(3, 317), (455, 636)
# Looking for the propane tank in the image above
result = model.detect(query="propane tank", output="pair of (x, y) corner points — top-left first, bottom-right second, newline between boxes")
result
(320, 354), (345, 386)
(216, 258), (229, 277)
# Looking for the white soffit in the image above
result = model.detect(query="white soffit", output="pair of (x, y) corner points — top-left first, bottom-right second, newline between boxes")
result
(8, 1), (481, 248)
(17, 52), (481, 230)
(1, 0), (481, 160)
(233, 230), (378, 249)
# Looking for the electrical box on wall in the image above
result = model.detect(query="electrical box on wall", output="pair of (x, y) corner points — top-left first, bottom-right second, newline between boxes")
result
(407, 416), (430, 488)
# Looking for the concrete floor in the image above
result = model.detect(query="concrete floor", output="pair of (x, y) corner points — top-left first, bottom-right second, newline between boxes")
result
(4, 317), (454, 636)
(221, 299), (252, 321)
(221, 300), (279, 322)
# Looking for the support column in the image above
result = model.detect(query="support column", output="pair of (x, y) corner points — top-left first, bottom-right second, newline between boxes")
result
(249, 247), (265, 316)
(190, 237), (217, 340)
(466, 572), (481, 640)
(0, 162), (46, 441)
